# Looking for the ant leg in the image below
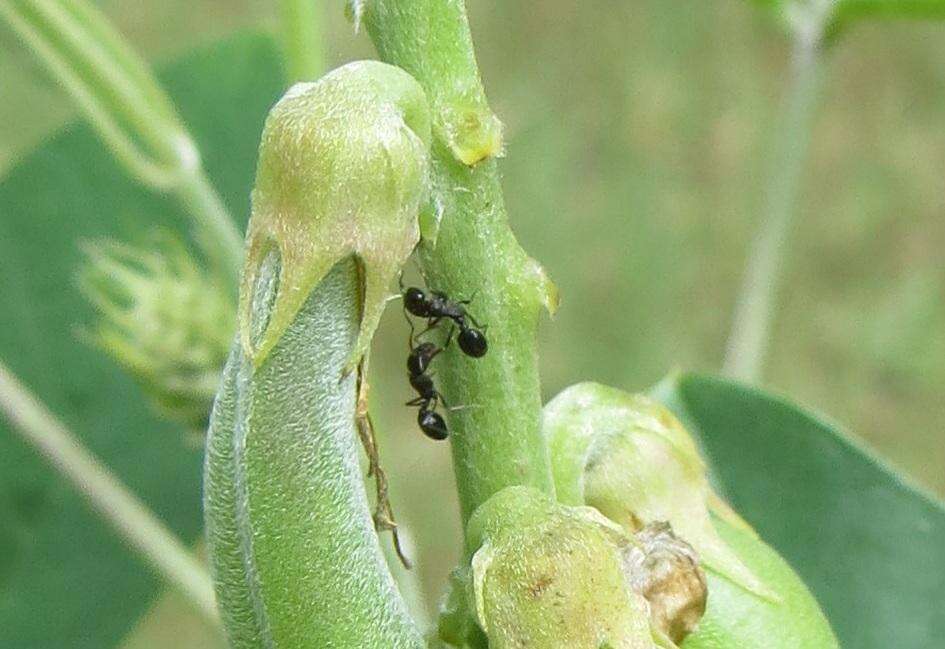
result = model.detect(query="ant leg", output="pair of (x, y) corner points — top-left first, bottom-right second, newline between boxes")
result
(448, 403), (482, 412)
(403, 312), (417, 347)
(405, 397), (425, 407)
(457, 289), (479, 306)
(442, 324), (457, 349)
(463, 313), (486, 330)
(415, 317), (443, 340)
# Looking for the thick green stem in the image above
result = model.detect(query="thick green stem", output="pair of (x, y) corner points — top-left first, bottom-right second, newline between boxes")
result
(363, 0), (556, 529)
(722, 33), (826, 383)
(0, 359), (219, 627)
(278, 0), (323, 83)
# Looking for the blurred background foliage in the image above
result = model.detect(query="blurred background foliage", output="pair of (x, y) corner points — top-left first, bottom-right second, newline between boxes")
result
(1, 0), (943, 638)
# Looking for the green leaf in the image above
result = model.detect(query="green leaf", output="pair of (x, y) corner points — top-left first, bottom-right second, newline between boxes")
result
(0, 32), (284, 648)
(656, 373), (945, 649)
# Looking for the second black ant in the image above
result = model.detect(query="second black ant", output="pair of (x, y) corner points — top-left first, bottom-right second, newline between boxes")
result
(406, 341), (448, 440)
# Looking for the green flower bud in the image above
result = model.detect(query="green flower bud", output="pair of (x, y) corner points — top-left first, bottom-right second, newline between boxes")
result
(545, 382), (775, 600)
(466, 486), (658, 649)
(545, 382), (839, 648)
(239, 60), (431, 367)
(79, 233), (233, 430)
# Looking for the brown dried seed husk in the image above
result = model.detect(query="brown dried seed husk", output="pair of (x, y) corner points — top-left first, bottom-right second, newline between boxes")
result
(625, 521), (708, 644)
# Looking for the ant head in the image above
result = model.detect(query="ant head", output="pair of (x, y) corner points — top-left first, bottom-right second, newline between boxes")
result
(418, 410), (448, 440)
(403, 287), (430, 317)
(458, 327), (488, 358)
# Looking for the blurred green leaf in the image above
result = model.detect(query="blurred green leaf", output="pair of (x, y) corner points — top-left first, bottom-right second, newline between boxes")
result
(0, 32), (283, 648)
(656, 373), (945, 649)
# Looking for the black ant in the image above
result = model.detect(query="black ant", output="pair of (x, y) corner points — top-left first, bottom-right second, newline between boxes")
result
(401, 285), (488, 358)
(406, 342), (449, 440)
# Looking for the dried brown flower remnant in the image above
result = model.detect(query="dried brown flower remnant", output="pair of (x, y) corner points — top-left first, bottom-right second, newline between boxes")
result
(625, 522), (707, 644)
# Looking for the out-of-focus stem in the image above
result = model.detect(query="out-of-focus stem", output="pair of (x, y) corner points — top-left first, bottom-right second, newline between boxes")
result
(278, 0), (323, 83)
(0, 0), (243, 287)
(0, 359), (220, 628)
(722, 31), (826, 383)
(176, 170), (244, 284)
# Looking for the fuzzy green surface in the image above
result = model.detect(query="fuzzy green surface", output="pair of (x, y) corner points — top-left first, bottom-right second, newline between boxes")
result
(204, 258), (423, 648)
(240, 59), (430, 368)
(467, 486), (656, 649)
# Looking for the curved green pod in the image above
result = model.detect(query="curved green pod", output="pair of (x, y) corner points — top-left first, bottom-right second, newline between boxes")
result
(205, 258), (423, 648)
(204, 60), (430, 648)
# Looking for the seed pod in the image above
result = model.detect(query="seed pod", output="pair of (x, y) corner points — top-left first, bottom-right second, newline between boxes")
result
(205, 61), (431, 648)
(466, 486), (659, 649)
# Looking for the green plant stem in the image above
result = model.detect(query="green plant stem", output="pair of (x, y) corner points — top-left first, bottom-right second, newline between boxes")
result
(278, 0), (323, 83)
(0, 0), (243, 287)
(722, 33), (826, 383)
(176, 170), (245, 285)
(0, 359), (220, 628)
(362, 0), (556, 530)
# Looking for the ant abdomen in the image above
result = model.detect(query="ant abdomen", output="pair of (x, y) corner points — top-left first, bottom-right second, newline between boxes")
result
(418, 410), (448, 440)
(458, 327), (488, 358)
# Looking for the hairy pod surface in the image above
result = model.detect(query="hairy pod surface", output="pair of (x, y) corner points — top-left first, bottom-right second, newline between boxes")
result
(205, 60), (431, 648)
(205, 257), (423, 648)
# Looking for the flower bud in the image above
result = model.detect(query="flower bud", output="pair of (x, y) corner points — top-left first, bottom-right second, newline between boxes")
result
(79, 233), (233, 430)
(545, 382), (839, 648)
(240, 60), (431, 367)
(466, 486), (659, 649)
(545, 382), (775, 600)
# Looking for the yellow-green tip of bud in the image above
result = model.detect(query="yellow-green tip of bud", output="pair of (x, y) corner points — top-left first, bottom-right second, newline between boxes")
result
(467, 486), (659, 649)
(240, 60), (431, 368)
